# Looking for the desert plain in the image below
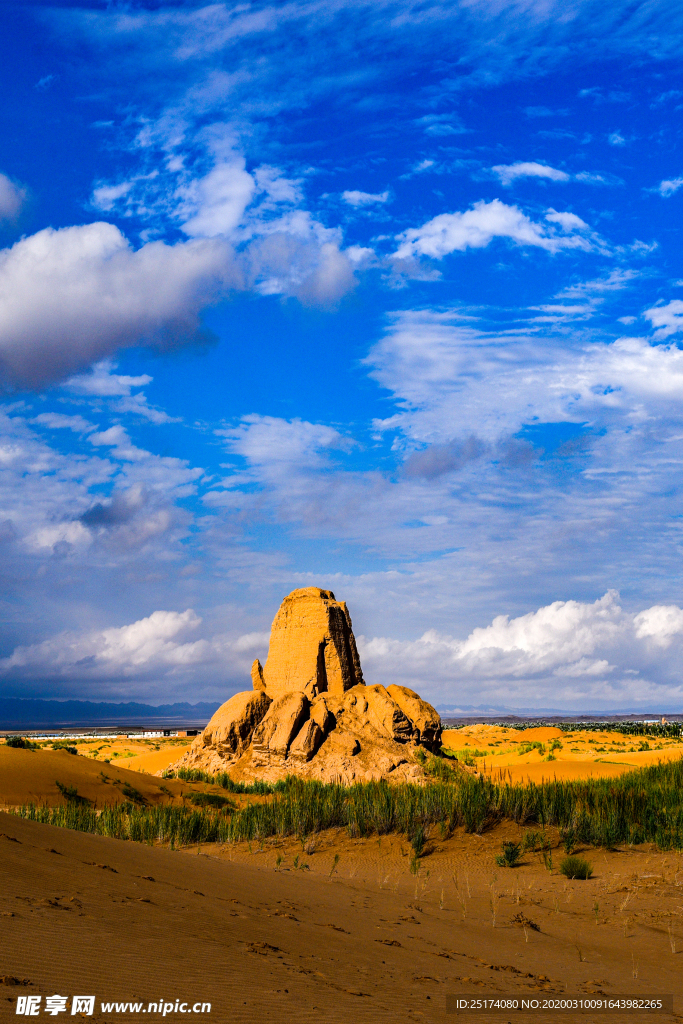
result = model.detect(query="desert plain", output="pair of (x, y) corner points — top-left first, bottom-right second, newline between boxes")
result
(2, 728), (683, 1024)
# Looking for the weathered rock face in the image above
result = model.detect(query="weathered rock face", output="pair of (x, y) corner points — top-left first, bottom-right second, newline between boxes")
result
(255, 587), (364, 700)
(199, 691), (272, 757)
(169, 587), (445, 785)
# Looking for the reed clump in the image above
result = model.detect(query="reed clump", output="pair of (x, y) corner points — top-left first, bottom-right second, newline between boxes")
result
(12, 758), (683, 852)
(162, 767), (284, 794)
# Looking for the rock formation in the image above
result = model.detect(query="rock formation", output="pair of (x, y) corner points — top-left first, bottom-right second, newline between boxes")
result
(170, 587), (444, 784)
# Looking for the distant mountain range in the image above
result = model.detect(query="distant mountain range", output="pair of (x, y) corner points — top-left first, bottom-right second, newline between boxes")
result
(1, 697), (679, 732)
(0, 698), (221, 731)
(436, 703), (680, 719)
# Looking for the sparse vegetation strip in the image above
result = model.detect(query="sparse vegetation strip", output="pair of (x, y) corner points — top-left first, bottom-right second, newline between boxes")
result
(12, 758), (683, 851)
(161, 767), (284, 794)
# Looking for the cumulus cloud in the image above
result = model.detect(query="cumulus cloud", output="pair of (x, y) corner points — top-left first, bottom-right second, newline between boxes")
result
(393, 199), (592, 260)
(2, 609), (202, 677)
(0, 206), (358, 389)
(0, 605), (271, 693)
(0, 223), (239, 389)
(491, 162), (570, 184)
(0, 173), (27, 223)
(358, 591), (683, 709)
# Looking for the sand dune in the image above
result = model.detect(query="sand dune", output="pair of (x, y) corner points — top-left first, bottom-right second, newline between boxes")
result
(123, 746), (192, 775)
(0, 746), (190, 808)
(1, 811), (682, 1023)
(442, 725), (683, 785)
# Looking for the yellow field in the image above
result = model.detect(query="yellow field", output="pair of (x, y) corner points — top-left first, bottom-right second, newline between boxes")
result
(1, 734), (191, 778)
(442, 722), (683, 782)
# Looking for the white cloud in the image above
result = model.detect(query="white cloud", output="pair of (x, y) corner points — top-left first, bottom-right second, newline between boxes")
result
(491, 161), (570, 185)
(113, 392), (179, 424)
(342, 190), (390, 207)
(634, 605), (683, 646)
(0, 223), (238, 388)
(91, 180), (135, 212)
(367, 308), (683, 445)
(644, 299), (683, 338)
(656, 177), (683, 197)
(545, 209), (589, 231)
(608, 130), (626, 146)
(31, 413), (95, 433)
(89, 425), (150, 462)
(558, 268), (637, 298)
(67, 360), (153, 397)
(0, 173), (27, 222)
(179, 156), (255, 238)
(217, 414), (352, 475)
(393, 199), (592, 260)
(358, 591), (683, 709)
(0, 608), (205, 677)
(0, 606), (271, 690)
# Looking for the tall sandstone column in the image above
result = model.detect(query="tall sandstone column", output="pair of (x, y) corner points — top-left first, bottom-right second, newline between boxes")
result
(256, 587), (364, 699)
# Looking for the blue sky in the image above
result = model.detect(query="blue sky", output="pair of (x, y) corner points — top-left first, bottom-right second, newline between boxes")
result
(3, 0), (683, 711)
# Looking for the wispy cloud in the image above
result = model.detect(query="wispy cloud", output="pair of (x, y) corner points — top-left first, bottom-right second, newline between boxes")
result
(491, 161), (570, 185)
(655, 176), (683, 197)
(342, 190), (390, 207)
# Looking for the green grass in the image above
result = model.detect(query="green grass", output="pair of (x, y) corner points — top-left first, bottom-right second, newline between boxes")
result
(12, 758), (683, 852)
(495, 841), (522, 867)
(188, 793), (235, 809)
(560, 855), (592, 879)
(162, 767), (284, 794)
(5, 736), (40, 750)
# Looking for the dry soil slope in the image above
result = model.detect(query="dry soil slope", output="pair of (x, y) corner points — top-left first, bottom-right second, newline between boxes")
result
(1, 813), (682, 1024)
(0, 747), (190, 807)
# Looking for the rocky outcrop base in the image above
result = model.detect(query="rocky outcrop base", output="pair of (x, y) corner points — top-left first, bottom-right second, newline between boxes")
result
(170, 682), (443, 785)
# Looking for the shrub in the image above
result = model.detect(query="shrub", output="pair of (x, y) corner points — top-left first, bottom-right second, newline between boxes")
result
(495, 841), (522, 867)
(52, 742), (77, 755)
(560, 855), (592, 880)
(120, 783), (146, 804)
(5, 736), (39, 749)
(55, 781), (89, 805)
(189, 793), (235, 809)
(13, 759), (683, 855)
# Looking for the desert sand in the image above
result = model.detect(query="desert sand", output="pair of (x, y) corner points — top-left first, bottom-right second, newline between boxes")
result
(442, 725), (683, 783)
(2, 809), (682, 1023)
(3, 586), (683, 1022)
(0, 745), (241, 809)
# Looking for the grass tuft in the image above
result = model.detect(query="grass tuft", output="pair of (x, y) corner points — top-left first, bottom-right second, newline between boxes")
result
(560, 855), (593, 879)
(495, 841), (522, 867)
